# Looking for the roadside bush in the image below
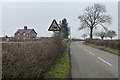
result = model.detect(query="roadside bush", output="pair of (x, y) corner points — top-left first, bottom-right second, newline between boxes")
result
(2, 38), (66, 79)
(72, 38), (82, 41)
(63, 39), (70, 44)
(85, 39), (120, 49)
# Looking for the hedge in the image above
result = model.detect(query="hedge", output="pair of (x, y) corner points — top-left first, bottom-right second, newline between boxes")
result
(2, 38), (66, 79)
(85, 39), (120, 50)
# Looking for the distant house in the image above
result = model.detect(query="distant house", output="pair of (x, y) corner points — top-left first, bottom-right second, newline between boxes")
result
(0, 37), (2, 42)
(14, 26), (37, 40)
(2, 35), (11, 42)
(5, 37), (10, 42)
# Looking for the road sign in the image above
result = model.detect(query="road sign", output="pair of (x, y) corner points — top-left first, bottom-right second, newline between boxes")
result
(48, 19), (61, 31)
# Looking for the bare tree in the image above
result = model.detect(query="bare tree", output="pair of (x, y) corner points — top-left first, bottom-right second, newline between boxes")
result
(78, 3), (111, 39)
(81, 34), (87, 39)
(53, 32), (62, 39)
(106, 30), (117, 40)
(94, 31), (106, 40)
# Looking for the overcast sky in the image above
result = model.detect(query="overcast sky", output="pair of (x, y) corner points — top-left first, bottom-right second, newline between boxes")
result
(0, 1), (118, 39)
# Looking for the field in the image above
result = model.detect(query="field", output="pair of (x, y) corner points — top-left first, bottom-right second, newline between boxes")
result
(2, 38), (66, 79)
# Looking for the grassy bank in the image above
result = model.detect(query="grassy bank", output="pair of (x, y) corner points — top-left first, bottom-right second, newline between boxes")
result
(45, 41), (71, 78)
(83, 42), (119, 55)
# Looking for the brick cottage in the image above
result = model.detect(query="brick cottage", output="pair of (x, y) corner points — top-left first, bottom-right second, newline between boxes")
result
(14, 26), (37, 40)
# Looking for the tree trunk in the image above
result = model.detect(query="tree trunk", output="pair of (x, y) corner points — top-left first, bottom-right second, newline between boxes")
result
(90, 27), (93, 39)
(101, 37), (104, 40)
(111, 37), (112, 40)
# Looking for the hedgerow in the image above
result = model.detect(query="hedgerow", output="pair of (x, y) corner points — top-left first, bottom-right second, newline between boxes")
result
(85, 39), (120, 50)
(2, 38), (66, 79)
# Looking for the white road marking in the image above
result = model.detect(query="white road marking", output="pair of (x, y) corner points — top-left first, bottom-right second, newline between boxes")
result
(76, 42), (113, 67)
(98, 57), (112, 66)
(89, 51), (95, 55)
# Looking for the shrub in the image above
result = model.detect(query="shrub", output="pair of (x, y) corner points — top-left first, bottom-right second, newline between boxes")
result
(85, 40), (120, 49)
(2, 38), (66, 78)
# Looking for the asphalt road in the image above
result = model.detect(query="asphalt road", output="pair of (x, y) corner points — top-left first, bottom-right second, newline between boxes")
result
(0, 43), (1, 80)
(70, 41), (118, 78)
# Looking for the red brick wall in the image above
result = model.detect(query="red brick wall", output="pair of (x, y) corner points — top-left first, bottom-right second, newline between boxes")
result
(28, 31), (37, 39)
(15, 31), (37, 40)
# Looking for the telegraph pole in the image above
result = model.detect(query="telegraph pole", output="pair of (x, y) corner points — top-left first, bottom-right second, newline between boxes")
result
(70, 26), (71, 40)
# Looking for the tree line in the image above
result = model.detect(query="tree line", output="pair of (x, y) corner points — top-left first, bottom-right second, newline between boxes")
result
(82, 29), (117, 40)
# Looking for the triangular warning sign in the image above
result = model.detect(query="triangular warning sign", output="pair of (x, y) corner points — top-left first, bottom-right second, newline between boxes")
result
(48, 19), (61, 31)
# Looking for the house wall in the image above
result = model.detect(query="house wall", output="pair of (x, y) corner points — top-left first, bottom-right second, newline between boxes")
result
(15, 30), (37, 40)
(28, 30), (37, 39)
(15, 33), (22, 40)
(21, 32), (29, 40)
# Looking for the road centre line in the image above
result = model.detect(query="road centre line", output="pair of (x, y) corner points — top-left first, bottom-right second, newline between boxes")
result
(98, 57), (112, 66)
(89, 51), (95, 55)
(76, 42), (112, 67)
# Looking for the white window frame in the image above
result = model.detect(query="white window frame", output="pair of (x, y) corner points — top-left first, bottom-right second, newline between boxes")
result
(18, 33), (20, 35)
(24, 33), (26, 35)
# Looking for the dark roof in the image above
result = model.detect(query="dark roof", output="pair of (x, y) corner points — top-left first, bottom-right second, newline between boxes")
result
(15, 29), (37, 35)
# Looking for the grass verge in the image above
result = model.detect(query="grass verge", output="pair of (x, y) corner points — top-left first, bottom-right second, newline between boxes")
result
(45, 41), (71, 78)
(83, 42), (119, 55)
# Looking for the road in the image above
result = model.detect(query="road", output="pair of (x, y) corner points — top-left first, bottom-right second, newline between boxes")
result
(70, 41), (118, 78)
(0, 43), (1, 80)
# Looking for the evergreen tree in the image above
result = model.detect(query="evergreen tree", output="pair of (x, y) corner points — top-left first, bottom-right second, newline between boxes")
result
(60, 18), (70, 39)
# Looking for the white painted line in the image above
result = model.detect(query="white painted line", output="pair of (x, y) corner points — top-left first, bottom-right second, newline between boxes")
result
(89, 51), (95, 55)
(98, 57), (112, 66)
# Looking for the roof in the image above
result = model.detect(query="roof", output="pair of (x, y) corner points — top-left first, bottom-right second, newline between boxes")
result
(15, 29), (37, 35)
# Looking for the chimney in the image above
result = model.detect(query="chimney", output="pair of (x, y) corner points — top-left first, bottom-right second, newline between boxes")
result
(24, 26), (27, 30)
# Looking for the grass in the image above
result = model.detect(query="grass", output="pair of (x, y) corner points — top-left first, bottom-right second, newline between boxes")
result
(83, 42), (119, 55)
(45, 41), (71, 78)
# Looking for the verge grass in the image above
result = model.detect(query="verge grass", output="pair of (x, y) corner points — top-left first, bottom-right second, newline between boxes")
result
(45, 41), (71, 78)
(83, 42), (119, 55)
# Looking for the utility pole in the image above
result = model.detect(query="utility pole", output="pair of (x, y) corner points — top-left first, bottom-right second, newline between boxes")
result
(70, 26), (71, 40)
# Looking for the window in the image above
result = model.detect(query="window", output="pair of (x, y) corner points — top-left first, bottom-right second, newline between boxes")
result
(32, 33), (36, 36)
(18, 33), (20, 35)
(24, 38), (26, 40)
(24, 33), (26, 35)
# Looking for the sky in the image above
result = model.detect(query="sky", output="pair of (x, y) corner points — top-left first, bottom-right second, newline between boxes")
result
(0, 1), (119, 39)
(118, 1), (120, 39)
